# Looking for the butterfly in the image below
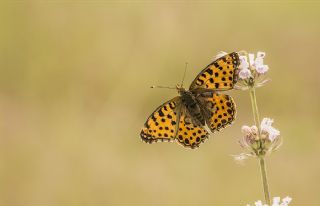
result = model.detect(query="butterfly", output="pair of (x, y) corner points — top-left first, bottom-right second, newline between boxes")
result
(140, 52), (240, 149)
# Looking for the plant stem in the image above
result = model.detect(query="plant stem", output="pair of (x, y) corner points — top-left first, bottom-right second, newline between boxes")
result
(259, 156), (271, 205)
(249, 87), (260, 131)
(249, 87), (271, 205)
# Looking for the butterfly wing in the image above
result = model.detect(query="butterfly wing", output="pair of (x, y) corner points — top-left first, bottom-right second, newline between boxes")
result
(140, 96), (209, 149)
(189, 52), (240, 91)
(197, 91), (236, 133)
(175, 106), (209, 149)
(140, 97), (182, 144)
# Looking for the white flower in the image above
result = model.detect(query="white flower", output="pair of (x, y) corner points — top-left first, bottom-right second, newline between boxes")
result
(256, 65), (269, 74)
(239, 56), (250, 70)
(241, 125), (252, 134)
(236, 118), (281, 158)
(272, 197), (281, 206)
(241, 125), (258, 141)
(239, 68), (252, 79)
(252, 51), (269, 74)
(254, 57), (264, 67)
(238, 51), (269, 75)
(261, 118), (273, 128)
(247, 196), (292, 206)
(260, 118), (280, 142)
(249, 53), (255, 66)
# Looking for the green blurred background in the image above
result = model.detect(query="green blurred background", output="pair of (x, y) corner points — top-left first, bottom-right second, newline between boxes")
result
(1, 1), (320, 206)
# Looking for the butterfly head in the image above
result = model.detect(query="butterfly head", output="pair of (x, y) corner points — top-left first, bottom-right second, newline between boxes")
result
(176, 84), (187, 95)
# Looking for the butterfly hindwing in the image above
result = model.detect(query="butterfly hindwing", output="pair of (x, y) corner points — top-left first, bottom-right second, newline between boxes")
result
(189, 52), (240, 91)
(198, 91), (236, 133)
(175, 106), (209, 149)
(140, 97), (181, 144)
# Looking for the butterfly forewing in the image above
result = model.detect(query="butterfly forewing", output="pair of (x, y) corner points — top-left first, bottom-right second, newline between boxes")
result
(189, 52), (240, 91)
(140, 97), (181, 144)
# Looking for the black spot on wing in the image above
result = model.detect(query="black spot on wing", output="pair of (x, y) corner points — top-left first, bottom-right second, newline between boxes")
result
(207, 69), (213, 75)
(158, 109), (164, 117)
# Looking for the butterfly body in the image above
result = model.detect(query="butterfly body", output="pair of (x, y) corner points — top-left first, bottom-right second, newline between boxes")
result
(178, 87), (205, 127)
(141, 52), (240, 149)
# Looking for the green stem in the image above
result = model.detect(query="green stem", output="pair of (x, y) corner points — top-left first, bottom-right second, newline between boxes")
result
(259, 157), (271, 205)
(249, 87), (260, 131)
(249, 86), (271, 205)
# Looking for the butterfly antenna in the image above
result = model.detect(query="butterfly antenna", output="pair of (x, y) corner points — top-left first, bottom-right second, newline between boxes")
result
(150, 85), (176, 89)
(181, 62), (188, 87)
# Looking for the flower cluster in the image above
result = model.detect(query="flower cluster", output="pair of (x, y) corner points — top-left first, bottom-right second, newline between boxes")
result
(236, 118), (281, 159)
(231, 50), (291, 205)
(233, 51), (281, 160)
(236, 51), (270, 90)
(246, 196), (292, 206)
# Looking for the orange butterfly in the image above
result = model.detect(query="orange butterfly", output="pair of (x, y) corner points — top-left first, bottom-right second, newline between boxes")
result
(140, 52), (240, 149)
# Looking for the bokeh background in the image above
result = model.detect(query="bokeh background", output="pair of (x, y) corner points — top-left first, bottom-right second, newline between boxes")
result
(1, 1), (320, 206)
